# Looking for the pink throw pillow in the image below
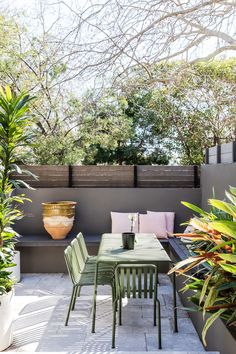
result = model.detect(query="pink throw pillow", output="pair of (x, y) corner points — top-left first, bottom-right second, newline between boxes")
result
(139, 213), (167, 238)
(111, 212), (139, 233)
(147, 211), (175, 235)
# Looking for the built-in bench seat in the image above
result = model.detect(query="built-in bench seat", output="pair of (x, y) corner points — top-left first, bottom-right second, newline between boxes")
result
(16, 234), (186, 273)
(16, 234), (100, 273)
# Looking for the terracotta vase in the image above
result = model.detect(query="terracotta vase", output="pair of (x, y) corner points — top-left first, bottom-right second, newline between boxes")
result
(42, 201), (77, 240)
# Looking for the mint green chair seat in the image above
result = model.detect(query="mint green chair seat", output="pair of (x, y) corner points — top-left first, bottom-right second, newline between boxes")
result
(64, 233), (115, 326)
(112, 264), (161, 349)
(75, 233), (112, 271)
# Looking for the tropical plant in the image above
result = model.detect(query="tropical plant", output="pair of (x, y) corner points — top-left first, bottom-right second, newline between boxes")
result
(0, 86), (34, 294)
(169, 186), (236, 345)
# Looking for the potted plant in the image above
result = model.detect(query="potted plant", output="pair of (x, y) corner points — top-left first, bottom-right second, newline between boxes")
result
(122, 213), (137, 249)
(169, 186), (236, 346)
(0, 86), (34, 351)
(42, 201), (77, 240)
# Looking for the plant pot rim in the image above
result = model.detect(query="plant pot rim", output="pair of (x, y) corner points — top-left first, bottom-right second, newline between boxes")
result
(42, 201), (77, 206)
(0, 288), (14, 298)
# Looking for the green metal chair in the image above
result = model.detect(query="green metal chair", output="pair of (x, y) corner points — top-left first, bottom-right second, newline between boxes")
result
(75, 233), (94, 263)
(112, 264), (161, 349)
(75, 233), (114, 274)
(64, 233), (115, 326)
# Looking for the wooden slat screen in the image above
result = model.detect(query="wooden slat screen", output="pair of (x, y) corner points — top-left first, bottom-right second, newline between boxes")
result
(13, 165), (200, 188)
(13, 165), (68, 188)
(72, 165), (134, 187)
(137, 165), (198, 188)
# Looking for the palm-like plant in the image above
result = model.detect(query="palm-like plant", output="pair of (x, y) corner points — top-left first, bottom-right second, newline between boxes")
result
(0, 86), (34, 294)
(169, 186), (236, 345)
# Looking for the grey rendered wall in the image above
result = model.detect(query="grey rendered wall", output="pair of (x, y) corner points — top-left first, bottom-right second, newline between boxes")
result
(201, 164), (236, 210)
(15, 188), (201, 235)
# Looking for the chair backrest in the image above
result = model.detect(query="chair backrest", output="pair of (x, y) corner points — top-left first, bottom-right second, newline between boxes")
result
(76, 232), (89, 261)
(115, 264), (158, 299)
(71, 238), (86, 270)
(64, 245), (83, 285)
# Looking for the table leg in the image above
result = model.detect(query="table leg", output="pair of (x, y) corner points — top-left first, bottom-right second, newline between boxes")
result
(92, 262), (99, 333)
(173, 271), (178, 333)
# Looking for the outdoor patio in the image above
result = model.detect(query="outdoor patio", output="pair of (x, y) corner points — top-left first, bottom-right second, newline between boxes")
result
(7, 273), (210, 353)
(1, 2), (236, 353)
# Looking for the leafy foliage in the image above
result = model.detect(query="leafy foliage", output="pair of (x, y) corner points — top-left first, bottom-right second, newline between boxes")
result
(122, 59), (236, 164)
(0, 86), (34, 294)
(30, 134), (83, 165)
(0, 11), (236, 165)
(169, 187), (236, 344)
(80, 91), (169, 165)
(79, 60), (236, 165)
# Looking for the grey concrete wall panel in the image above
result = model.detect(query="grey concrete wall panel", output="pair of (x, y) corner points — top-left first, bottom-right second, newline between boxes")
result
(15, 188), (201, 235)
(208, 146), (218, 164)
(221, 142), (234, 164)
(201, 164), (236, 210)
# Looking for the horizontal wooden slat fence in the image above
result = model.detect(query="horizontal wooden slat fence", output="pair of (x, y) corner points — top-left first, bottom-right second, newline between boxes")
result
(13, 166), (69, 188)
(72, 166), (134, 187)
(13, 165), (200, 188)
(137, 165), (199, 188)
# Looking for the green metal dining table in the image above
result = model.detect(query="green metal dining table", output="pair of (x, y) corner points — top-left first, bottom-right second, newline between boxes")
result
(91, 233), (178, 333)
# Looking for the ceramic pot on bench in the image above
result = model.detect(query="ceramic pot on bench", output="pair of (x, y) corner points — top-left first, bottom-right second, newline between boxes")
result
(42, 201), (76, 240)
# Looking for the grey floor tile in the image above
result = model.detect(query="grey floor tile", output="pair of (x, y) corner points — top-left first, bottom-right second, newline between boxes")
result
(8, 273), (208, 353)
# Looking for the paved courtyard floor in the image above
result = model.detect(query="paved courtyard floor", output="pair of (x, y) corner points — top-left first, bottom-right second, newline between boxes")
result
(6, 273), (214, 353)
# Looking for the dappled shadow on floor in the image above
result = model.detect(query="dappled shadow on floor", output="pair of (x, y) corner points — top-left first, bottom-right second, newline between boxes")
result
(7, 273), (204, 353)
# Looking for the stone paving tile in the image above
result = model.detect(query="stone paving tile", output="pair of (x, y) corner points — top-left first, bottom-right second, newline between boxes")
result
(7, 273), (208, 353)
(146, 333), (204, 352)
(173, 318), (197, 334)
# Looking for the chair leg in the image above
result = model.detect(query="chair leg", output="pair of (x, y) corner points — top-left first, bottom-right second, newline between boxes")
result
(172, 271), (178, 333)
(112, 300), (117, 348)
(72, 285), (81, 311)
(111, 284), (116, 310)
(92, 264), (99, 333)
(77, 285), (81, 297)
(118, 296), (122, 325)
(154, 282), (158, 326)
(156, 298), (162, 349)
(65, 285), (77, 326)
(154, 296), (157, 326)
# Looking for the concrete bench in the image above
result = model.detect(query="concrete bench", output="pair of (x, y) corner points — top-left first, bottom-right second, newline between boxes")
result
(16, 234), (172, 273)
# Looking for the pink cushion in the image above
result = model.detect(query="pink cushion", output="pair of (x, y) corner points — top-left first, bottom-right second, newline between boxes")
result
(139, 213), (167, 238)
(111, 212), (139, 233)
(147, 211), (175, 235)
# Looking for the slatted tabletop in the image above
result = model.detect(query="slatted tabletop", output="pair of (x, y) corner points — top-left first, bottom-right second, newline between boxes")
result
(97, 233), (171, 263)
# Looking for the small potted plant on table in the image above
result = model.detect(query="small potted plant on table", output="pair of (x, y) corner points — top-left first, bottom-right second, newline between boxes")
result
(122, 213), (137, 250)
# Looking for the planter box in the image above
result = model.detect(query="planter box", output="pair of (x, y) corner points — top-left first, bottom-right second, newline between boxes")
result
(0, 290), (14, 351)
(169, 240), (236, 354)
(175, 275), (236, 354)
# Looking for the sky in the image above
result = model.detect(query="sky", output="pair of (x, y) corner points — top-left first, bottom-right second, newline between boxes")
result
(4, 1), (236, 57)
(1, 0), (236, 92)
